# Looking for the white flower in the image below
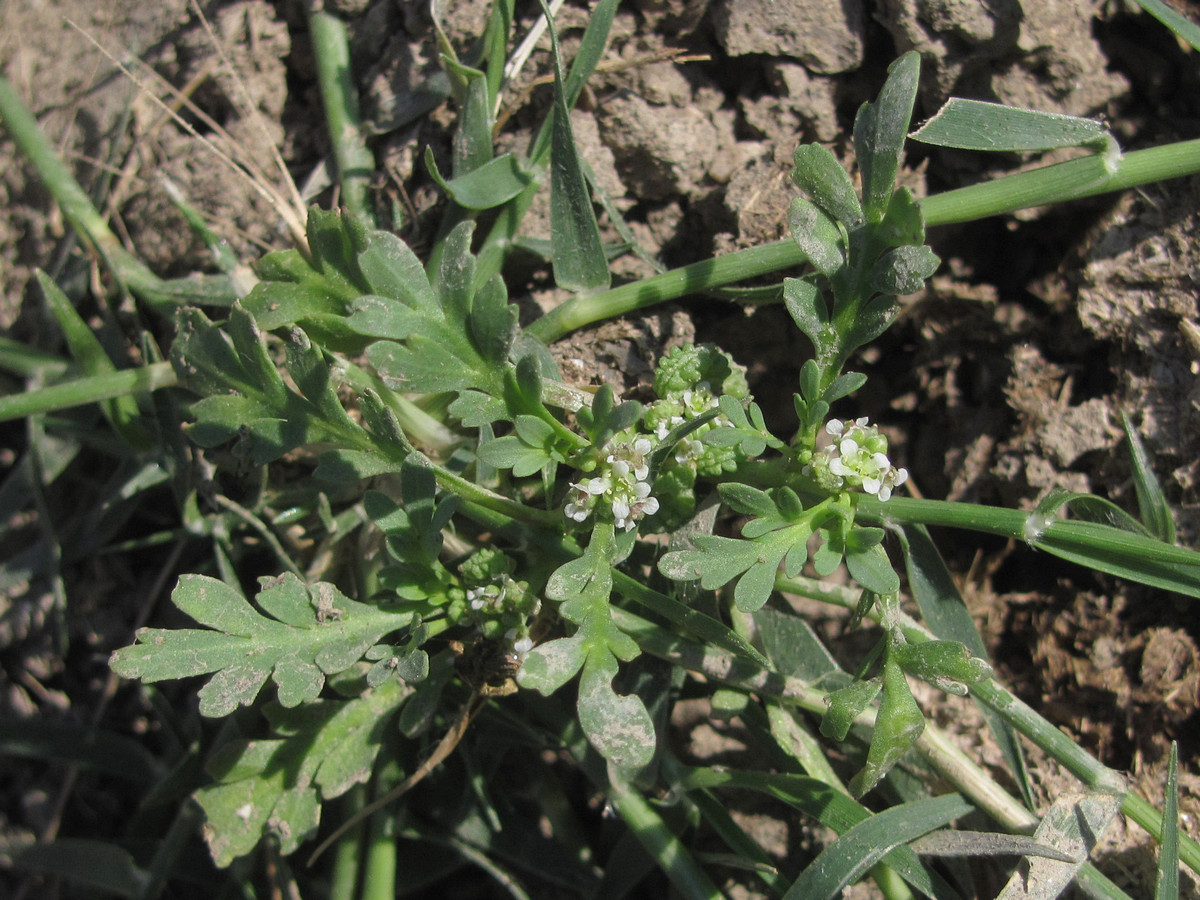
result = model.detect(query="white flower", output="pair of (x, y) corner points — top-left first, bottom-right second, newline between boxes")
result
(811, 417), (907, 501)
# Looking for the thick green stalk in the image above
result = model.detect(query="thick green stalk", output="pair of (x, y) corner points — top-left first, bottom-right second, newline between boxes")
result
(305, 6), (374, 221)
(920, 138), (1200, 225)
(528, 138), (1200, 343)
(526, 239), (802, 342)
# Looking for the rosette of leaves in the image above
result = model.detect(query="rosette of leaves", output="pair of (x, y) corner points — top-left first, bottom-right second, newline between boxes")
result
(785, 52), (940, 431)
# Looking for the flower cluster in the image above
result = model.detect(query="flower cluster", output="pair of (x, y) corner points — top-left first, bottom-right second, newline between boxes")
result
(808, 417), (908, 501)
(565, 436), (660, 531)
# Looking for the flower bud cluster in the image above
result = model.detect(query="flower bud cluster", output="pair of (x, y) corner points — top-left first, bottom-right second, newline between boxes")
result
(808, 417), (908, 501)
(565, 436), (660, 531)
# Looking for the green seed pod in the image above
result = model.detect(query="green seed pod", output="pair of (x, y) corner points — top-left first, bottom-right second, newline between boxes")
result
(850, 658), (925, 797)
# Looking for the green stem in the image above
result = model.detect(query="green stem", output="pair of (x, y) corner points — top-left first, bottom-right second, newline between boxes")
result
(920, 138), (1200, 225)
(777, 573), (1200, 877)
(305, 6), (374, 221)
(605, 774), (724, 900)
(0, 362), (177, 422)
(361, 810), (397, 900)
(526, 240), (802, 343)
(527, 138), (1200, 343)
(0, 76), (165, 302)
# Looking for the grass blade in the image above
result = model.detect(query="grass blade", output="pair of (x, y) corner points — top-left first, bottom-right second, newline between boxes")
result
(1135, 0), (1200, 51)
(783, 793), (972, 900)
(1157, 742), (1181, 900)
(536, 0), (610, 292)
(897, 523), (1035, 808)
(0, 362), (177, 422)
(1123, 412), (1176, 544)
(995, 788), (1123, 900)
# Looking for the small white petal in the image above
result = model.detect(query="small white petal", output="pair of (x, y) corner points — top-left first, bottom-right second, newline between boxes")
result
(642, 496), (660, 515)
(872, 452), (891, 469)
(854, 417), (869, 427)
(893, 467), (909, 486)
(862, 476), (882, 495)
(877, 486), (892, 501)
(840, 437), (859, 456)
(826, 420), (845, 436)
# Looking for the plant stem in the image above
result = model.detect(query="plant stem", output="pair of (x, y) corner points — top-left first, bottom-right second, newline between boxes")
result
(920, 138), (1200, 225)
(526, 239), (802, 342)
(0, 363), (177, 422)
(306, 6), (375, 222)
(0, 76), (165, 301)
(777, 573), (1200, 877)
(528, 138), (1200, 342)
(605, 774), (724, 900)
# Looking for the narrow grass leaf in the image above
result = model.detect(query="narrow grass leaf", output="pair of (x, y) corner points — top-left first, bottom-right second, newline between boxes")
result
(996, 788), (1123, 900)
(0, 718), (161, 781)
(36, 272), (149, 446)
(10, 840), (148, 897)
(1135, 0), (1200, 52)
(1156, 742), (1180, 900)
(1123, 413), (1176, 544)
(898, 523), (1035, 808)
(783, 793), (972, 900)
(911, 99), (1113, 153)
(678, 767), (955, 899)
(562, 0), (619, 109)
(537, 0), (610, 292)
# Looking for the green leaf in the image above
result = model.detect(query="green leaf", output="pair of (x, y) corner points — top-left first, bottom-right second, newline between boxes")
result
(784, 275), (833, 357)
(850, 657), (925, 797)
(1136, 0), (1200, 51)
(1156, 742), (1180, 900)
(538, 0), (610, 292)
(789, 197), (845, 277)
(879, 187), (926, 248)
(898, 523), (1034, 808)
(0, 718), (162, 781)
(36, 271), (149, 447)
(784, 794), (972, 900)
(854, 51), (920, 222)
(893, 640), (992, 695)
(110, 574), (412, 716)
(196, 679), (406, 867)
(577, 649), (656, 769)
(910, 98), (1114, 153)
(679, 767), (953, 900)
(1123, 413), (1176, 544)
(867, 244), (940, 296)
(792, 143), (863, 227)
(845, 528), (900, 594)
(428, 149), (534, 209)
(518, 633), (587, 695)
(821, 678), (882, 742)
(10, 839), (148, 897)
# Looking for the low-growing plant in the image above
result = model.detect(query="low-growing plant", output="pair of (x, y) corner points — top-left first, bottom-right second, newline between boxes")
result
(3, 2), (1200, 898)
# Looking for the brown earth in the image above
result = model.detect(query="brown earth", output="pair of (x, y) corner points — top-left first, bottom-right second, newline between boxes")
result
(2, 1), (1199, 897)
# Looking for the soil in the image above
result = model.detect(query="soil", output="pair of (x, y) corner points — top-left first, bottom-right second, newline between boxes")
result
(3, 1), (1200, 897)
